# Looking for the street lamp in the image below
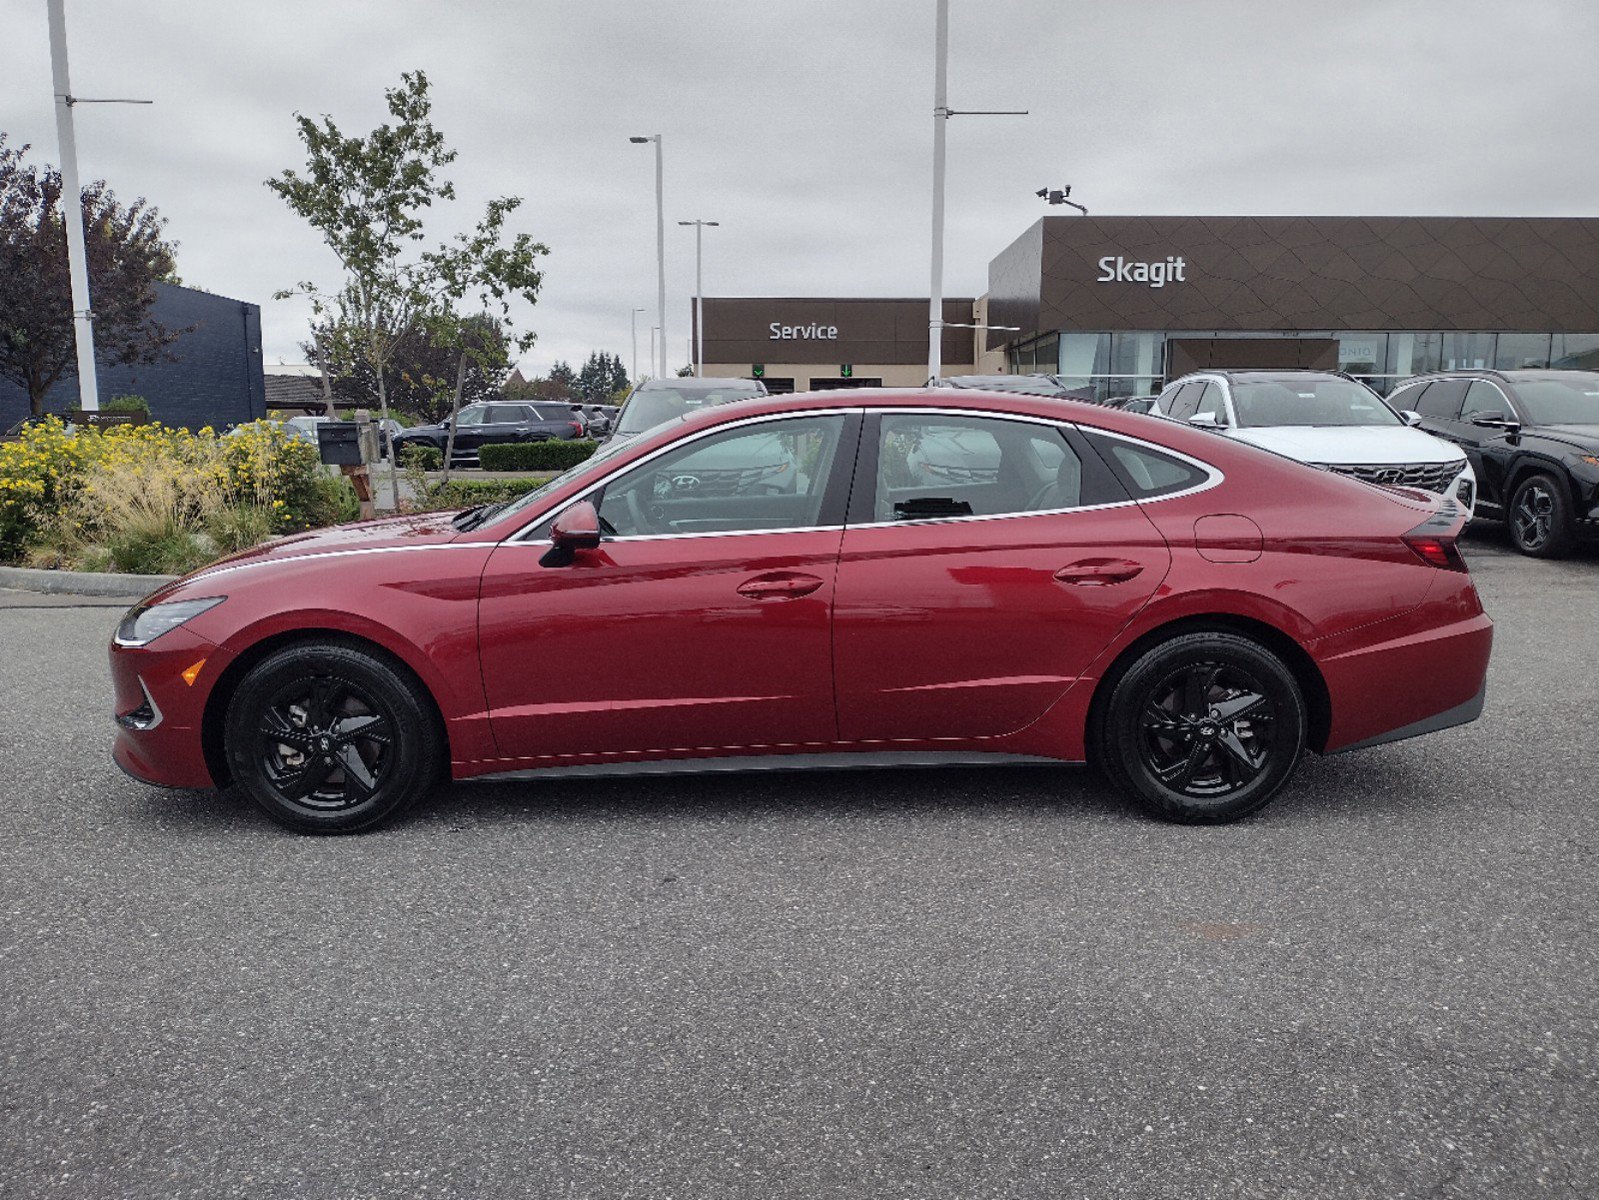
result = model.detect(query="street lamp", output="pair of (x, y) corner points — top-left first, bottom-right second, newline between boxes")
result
(649, 326), (659, 377)
(630, 306), (646, 383)
(677, 220), (719, 377)
(926, 0), (1025, 382)
(629, 135), (666, 378)
(46, 0), (151, 413)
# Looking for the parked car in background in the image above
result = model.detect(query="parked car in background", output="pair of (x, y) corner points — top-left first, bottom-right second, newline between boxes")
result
(1154, 370), (1476, 515)
(1107, 395), (1160, 415)
(393, 402), (585, 466)
(580, 405), (618, 438)
(111, 388), (1492, 834)
(935, 374), (1099, 402)
(608, 377), (768, 444)
(1390, 368), (1599, 557)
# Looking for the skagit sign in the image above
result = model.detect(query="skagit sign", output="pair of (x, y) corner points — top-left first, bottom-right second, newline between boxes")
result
(1096, 255), (1188, 288)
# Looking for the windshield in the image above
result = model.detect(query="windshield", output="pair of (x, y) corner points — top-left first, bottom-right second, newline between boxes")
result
(1231, 377), (1399, 428)
(614, 383), (763, 436)
(1508, 374), (1599, 424)
(480, 436), (636, 525)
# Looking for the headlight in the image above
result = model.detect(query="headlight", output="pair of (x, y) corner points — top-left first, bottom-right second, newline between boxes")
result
(114, 596), (226, 647)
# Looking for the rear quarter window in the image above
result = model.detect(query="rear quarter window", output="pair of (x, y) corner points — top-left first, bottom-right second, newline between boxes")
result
(1085, 433), (1208, 498)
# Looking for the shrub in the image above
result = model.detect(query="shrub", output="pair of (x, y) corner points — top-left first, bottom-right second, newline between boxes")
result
(414, 477), (546, 513)
(104, 394), (151, 415)
(479, 439), (598, 472)
(400, 443), (442, 471)
(208, 504), (278, 554)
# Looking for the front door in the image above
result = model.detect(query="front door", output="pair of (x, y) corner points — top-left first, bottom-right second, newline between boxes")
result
(477, 412), (858, 761)
(832, 412), (1171, 743)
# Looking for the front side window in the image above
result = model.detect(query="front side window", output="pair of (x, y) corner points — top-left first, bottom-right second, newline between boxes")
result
(873, 414), (1082, 522)
(597, 415), (845, 537)
(1461, 381), (1514, 421)
(1415, 380), (1468, 420)
(455, 405), (488, 427)
(487, 405), (529, 423)
(1193, 383), (1229, 423)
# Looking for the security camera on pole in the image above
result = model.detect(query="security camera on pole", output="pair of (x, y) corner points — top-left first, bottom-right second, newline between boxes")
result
(926, 0), (1026, 383)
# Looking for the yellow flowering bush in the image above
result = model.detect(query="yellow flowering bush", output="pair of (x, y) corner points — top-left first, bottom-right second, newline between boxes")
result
(1, 417), (356, 572)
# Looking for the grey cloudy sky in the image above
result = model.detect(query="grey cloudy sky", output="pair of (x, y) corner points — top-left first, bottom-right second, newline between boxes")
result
(2, 0), (1596, 378)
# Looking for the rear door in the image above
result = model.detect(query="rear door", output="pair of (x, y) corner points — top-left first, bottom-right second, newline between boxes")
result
(831, 411), (1171, 743)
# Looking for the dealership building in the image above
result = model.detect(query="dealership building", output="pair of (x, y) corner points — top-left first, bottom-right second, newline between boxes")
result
(699, 216), (1599, 398)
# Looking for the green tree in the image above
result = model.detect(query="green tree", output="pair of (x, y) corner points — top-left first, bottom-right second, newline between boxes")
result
(0, 135), (184, 415)
(266, 70), (548, 490)
(304, 310), (509, 424)
(545, 360), (577, 400)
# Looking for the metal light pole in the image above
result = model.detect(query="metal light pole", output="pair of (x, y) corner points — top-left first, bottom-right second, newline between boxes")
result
(649, 326), (658, 377)
(629, 135), (666, 378)
(46, 0), (151, 414)
(630, 307), (646, 383)
(678, 220), (718, 377)
(926, 0), (1026, 383)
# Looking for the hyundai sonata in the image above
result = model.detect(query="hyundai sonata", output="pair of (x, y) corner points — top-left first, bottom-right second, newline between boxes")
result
(110, 389), (1493, 833)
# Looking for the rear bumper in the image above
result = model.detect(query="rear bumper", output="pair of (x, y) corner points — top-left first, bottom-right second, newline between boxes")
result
(1317, 608), (1493, 754)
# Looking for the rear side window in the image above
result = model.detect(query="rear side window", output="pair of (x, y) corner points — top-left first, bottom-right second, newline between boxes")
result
(1415, 380), (1468, 420)
(1086, 433), (1207, 498)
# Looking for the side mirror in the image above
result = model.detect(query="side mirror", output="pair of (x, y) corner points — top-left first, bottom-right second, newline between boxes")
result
(1188, 412), (1224, 429)
(1399, 410), (1423, 427)
(540, 500), (602, 567)
(1469, 411), (1520, 432)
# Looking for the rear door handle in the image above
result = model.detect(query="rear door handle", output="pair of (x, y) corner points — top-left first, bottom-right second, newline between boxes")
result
(1054, 559), (1145, 586)
(737, 572), (825, 600)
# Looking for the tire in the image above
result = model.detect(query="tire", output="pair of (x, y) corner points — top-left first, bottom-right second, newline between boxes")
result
(1097, 632), (1306, 824)
(224, 641), (441, 834)
(1508, 472), (1574, 559)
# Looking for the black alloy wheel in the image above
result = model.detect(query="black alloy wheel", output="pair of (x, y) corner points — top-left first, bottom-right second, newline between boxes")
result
(224, 641), (440, 833)
(1098, 631), (1306, 824)
(1508, 473), (1573, 559)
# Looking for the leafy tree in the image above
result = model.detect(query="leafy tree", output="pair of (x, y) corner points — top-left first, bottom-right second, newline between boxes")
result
(0, 135), (184, 415)
(266, 71), (548, 486)
(304, 310), (509, 424)
(546, 360), (577, 399)
(575, 351), (629, 401)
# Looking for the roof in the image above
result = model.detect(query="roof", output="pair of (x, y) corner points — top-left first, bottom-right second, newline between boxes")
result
(264, 374), (329, 412)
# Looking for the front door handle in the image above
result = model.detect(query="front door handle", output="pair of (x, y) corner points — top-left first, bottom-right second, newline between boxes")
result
(1054, 559), (1145, 586)
(736, 572), (825, 600)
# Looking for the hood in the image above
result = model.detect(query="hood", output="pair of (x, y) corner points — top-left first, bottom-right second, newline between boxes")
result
(186, 512), (466, 578)
(1227, 424), (1465, 466)
(1533, 424), (1599, 453)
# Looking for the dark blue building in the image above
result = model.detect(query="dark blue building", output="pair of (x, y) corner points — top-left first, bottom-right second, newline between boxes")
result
(0, 282), (265, 430)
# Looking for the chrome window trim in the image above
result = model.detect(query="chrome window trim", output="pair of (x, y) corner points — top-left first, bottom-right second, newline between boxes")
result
(513, 404), (1226, 544)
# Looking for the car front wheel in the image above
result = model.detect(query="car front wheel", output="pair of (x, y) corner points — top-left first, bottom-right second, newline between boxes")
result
(1098, 632), (1307, 824)
(1508, 472), (1573, 558)
(223, 641), (441, 833)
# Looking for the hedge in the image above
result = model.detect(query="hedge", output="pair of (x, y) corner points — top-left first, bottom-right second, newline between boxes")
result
(399, 443), (443, 471)
(416, 477), (548, 513)
(479, 439), (599, 472)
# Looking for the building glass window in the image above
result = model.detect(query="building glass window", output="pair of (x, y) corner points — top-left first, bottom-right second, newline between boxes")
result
(1552, 334), (1599, 370)
(1059, 333), (1109, 380)
(1031, 333), (1059, 375)
(1109, 332), (1165, 397)
(1441, 332), (1496, 371)
(1336, 333), (1387, 376)
(1387, 333), (1441, 380)
(1494, 333), (1552, 369)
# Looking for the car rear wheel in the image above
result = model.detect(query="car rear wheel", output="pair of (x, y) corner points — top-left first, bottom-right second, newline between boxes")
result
(224, 641), (440, 834)
(1098, 632), (1306, 824)
(1508, 472), (1573, 558)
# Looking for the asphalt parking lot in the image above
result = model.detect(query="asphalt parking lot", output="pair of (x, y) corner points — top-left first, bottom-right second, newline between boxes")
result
(1, 525), (1596, 1199)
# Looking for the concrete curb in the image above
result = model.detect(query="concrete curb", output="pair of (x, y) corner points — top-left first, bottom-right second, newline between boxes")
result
(0, 564), (175, 599)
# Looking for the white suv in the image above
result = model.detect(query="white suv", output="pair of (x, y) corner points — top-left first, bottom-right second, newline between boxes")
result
(1154, 370), (1476, 514)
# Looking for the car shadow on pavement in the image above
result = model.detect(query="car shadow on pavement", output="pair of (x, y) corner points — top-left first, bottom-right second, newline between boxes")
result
(120, 748), (1450, 835)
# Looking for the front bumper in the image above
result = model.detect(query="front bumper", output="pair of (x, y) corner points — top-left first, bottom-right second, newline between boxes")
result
(109, 626), (230, 790)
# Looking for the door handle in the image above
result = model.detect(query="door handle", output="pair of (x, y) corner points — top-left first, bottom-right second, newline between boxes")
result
(736, 572), (825, 599)
(1054, 559), (1145, 586)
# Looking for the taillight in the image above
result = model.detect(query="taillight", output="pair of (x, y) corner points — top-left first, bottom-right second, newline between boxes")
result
(569, 421), (583, 435)
(1402, 526), (1467, 571)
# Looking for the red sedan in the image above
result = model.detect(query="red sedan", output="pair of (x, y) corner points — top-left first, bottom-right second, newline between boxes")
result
(109, 389), (1492, 833)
